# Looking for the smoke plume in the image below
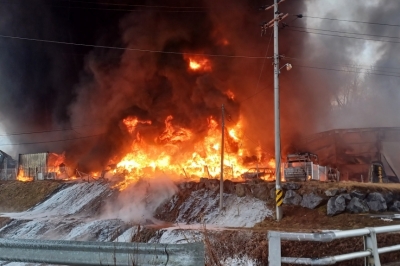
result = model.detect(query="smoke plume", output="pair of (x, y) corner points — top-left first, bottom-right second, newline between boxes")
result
(0, 0), (398, 166)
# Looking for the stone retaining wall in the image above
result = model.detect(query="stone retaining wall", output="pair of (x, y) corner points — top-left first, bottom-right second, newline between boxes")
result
(193, 178), (400, 216)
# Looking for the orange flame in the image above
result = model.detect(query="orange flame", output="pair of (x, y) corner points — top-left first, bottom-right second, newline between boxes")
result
(107, 113), (276, 190)
(123, 116), (152, 134)
(17, 169), (33, 182)
(184, 54), (212, 72)
(110, 115), (262, 190)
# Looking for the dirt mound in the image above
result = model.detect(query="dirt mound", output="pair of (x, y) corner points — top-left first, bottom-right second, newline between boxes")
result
(0, 180), (63, 212)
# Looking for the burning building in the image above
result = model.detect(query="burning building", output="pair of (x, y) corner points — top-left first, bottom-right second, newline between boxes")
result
(17, 152), (69, 181)
(298, 127), (400, 182)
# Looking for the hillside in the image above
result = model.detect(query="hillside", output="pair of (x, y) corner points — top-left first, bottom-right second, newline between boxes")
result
(0, 179), (400, 265)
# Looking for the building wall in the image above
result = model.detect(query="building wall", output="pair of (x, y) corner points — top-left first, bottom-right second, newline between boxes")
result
(18, 153), (48, 178)
(298, 127), (400, 182)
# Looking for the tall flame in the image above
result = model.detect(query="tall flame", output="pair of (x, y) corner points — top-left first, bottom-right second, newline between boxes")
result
(109, 114), (272, 190)
(17, 169), (33, 182)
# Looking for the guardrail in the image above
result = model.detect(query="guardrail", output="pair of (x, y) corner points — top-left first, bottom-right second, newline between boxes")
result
(268, 224), (400, 265)
(0, 238), (204, 266)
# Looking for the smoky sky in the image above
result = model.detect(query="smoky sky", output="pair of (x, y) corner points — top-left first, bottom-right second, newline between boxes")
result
(0, 0), (399, 168)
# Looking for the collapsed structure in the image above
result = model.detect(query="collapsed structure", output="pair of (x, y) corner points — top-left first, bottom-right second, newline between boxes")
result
(298, 127), (400, 182)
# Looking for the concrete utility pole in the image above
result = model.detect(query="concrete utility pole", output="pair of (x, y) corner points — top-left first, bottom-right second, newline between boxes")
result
(273, 0), (283, 222)
(220, 104), (225, 212)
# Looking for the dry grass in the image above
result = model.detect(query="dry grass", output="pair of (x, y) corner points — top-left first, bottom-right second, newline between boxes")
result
(0, 180), (63, 212)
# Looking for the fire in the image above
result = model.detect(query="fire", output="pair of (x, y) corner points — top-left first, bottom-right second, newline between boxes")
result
(184, 54), (212, 72)
(123, 116), (151, 133)
(108, 114), (275, 190)
(17, 169), (33, 182)
(267, 158), (276, 168)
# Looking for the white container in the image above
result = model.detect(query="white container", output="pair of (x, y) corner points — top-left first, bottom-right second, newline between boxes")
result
(37, 173), (43, 180)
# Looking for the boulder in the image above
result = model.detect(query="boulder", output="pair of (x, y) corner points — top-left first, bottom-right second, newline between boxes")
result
(283, 190), (302, 205)
(252, 184), (269, 201)
(223, 180), (236, 194)
(341, 193), (352, 201)
(327, 195), (346, 216)
(282, 182), (301, 190)
(350, 190), (366, 200)
(366, 192), (387, 212)
(325, 188), (338, 197)
(383, 192), (394, 205)
(389, 201), (400, 212)
(338, 188), (347, 194)
(200, 178), (220, 191)
(235, 184), (246, 197)
(301, 192), (324, 209)
(346, 197), (369, 213)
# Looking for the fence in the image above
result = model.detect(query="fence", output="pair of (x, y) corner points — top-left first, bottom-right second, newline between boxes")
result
(0, 238), (204, 266)
(268, 224), (400, 265)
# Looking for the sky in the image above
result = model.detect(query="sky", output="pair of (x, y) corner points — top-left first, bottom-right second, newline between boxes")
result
(0, 0), (398, 166)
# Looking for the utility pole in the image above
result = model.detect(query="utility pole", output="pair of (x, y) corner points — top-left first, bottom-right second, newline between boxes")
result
(220, 104), (225, 212)
(261, 0), (288, 221)
(273, 0), (283, 222)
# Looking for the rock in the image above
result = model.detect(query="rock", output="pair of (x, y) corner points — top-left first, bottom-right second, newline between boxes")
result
(283, 190), (302, 205)
(341, 193), (352, 201)
(235, 184), (246, 197)
(350, 190), (366, 200)
(200, 178), (220, 190)
(301, 192), (324, 209)
(366, 192), (387, 212)
(327, 195), (346, 216)
(223, 180), (236, 194)
(346, 197), (369, 213)
(383, 192), (394, 204)
(338, 188), (347, 194)
(282, 182), (301, 190)
(325, 188), (338, 197)
(389, 201), (400, 212)
(252, 184), (269, 201)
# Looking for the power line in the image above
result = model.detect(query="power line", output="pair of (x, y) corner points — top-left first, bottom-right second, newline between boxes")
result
(0, 33), (270, 59)
(287, 28), (400, 45)
(0, 133), (104, 146)
(53, 5), (207, 13)
(281, 56), (400, 75)
(0, 123), (105, 137)
(64, 0), (208, 9)
(301, 15), (400, 28)
(292, 64), (400, 78)
(0, 0), (208, 13)
(290, 25), (400, 41)
(241, 29), (274, 104)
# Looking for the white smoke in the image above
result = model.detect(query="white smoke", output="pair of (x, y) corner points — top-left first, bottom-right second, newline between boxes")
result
(100, 174), (178, 223)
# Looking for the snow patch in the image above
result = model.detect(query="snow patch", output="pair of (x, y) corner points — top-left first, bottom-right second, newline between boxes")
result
(177, 189), (272, 227)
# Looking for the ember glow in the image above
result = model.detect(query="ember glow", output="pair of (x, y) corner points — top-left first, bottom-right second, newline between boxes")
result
(226, 90), (235, 100)
(109, 115), (273, 190)
(184, 54), (212, 72)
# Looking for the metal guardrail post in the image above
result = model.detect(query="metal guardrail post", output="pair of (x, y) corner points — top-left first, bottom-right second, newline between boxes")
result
(268, 225), (400, 265)
(268, 231), (282, 266)
(364, 228), (381, 266)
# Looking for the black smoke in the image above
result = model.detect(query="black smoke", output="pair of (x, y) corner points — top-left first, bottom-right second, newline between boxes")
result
(1, 0), (398, 169)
